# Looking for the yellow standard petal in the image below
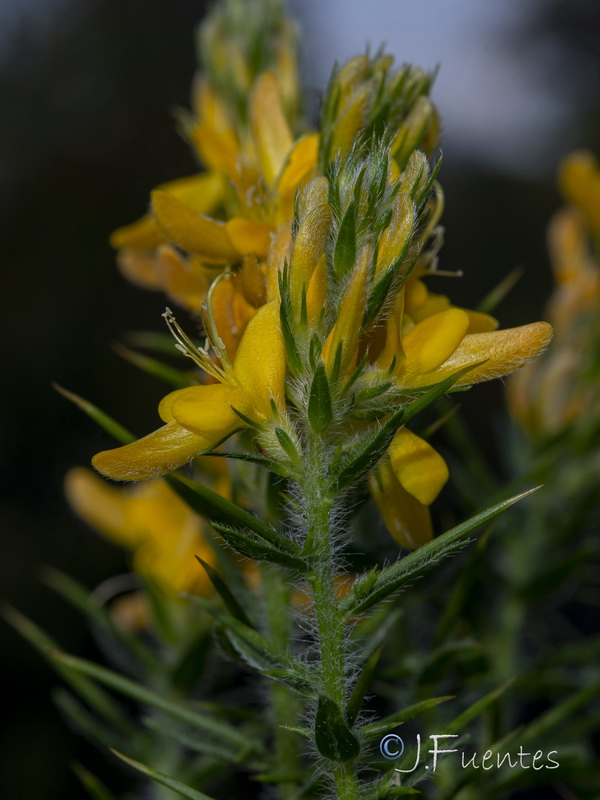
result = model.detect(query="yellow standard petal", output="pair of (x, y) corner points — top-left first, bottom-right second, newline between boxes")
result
(369, 462), (433, 549)
(225, 218), (274, 259)
(233, 301), (286, 413)
(389, 428), (449, 506)
(152, 191), (240, 263)
(92, 421), (215, 481)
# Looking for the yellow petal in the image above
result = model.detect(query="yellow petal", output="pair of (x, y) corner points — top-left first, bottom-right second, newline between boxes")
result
(210, 274), (256, 356)
(306, 254), (328, 327)
(250, 72), (293, 188)
(369, 462), (433, 549)
(92, 421), (213, 481)
(290, 177), (331, 314)
(110, 215), (166, 251)
(152, 191), (240, 263)
(402, 308), (470, 377)
(225, 218), (274, 259)
(233, 301), (286, 412)
(170, 384), (242, 437)
(277, 134), (319, 197)
(154, 245), (210, 311)
(322, 249), (370, 377)
(116, 249), (162, 290)
(65, 467), (137, 547)
(389, 428), (449, 505)
(160, 171), (225, 215)
(414, 321), (554, 388)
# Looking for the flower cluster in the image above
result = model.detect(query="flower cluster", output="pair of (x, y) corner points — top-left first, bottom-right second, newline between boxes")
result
(89, 21), (552, 552)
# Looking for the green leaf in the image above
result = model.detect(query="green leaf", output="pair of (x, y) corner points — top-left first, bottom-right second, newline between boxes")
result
(71, 762), (119, 800)
(361, 696), (454, 739)
(445, 681), (514, 735)
(142, 715), (258, 766)
(347, 647), (382, 726)
(342, 487), (540, 615)
(113, 343), (192, 388)
(314, 696), (361, 762)
(477, 267), (523, 314)
(194, 557), (253, 627)
(165, 472), (300, 555)
(308, 362), (333, 435)
(48, 650), (259, 753)
(333, 200), (357, 278)
(43, 568), (161, 673)
(53, 688), (125, 753)
(278, 264), (303, 376)
(111, 750), (217, 800)
(188, 595), (314, 696)
(53, 384), (135, 444)
(211, 522), (307, 572)
(3, 605), (135, 736)
(518, 678), (600, 746)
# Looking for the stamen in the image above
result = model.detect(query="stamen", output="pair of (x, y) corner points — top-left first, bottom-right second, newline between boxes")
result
(162, 307), (229, 383)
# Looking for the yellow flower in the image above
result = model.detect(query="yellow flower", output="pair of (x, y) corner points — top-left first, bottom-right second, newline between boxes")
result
(92, 301), (286, 481)
(508, 152), (600, 437)
(65, 468), (216, 595)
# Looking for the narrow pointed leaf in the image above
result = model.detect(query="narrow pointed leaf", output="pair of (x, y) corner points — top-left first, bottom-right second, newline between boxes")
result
(71, 762), (119, 800)
(142, 716), (258, 766)
(188, 595), (314, 696)
(342, 487), (540, 615)
(3, 606), (134, 736)
(211, 523), (307, 571)
(48, 650), (258, 752)
(53, 384), (135, 444)
(166, 473), (300, 555)
(361, 696), (454, 739)
(314, 696), (361, 762)
(347, 647), (382, 726)
(113, 343), (192, 389)
(195, 557), (253, 627)
(111, 751), (217, 800)
(53, 688), (125, 753)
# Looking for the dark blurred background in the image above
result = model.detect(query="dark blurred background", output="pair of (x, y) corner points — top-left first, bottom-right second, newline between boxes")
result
(1, 0), (599, 797)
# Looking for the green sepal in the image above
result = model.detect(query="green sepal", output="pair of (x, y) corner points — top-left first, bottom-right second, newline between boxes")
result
(113, 343), (193, 388)
(278, 263), (303, 376)
(165, 473), (300, 555)
(275, 427), (301, 462)
(195, 557), (253, 627)
(333, 200), (357, 278)
(71, 762), (119, 800)
(111, 750), (217, 800)
(314, 695), (361, 762)
(308, 362), (334, 434)
(211, 523), (307, 571)
(342, 487), (540, 615)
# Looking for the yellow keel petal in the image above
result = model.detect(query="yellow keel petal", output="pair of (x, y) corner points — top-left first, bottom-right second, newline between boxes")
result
(389, 428), (449, 506)
(92, 422), (211, 481)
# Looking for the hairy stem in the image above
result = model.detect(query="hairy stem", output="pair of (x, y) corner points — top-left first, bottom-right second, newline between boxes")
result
(302, 438), (360, 799)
